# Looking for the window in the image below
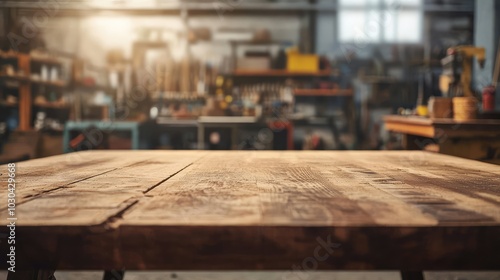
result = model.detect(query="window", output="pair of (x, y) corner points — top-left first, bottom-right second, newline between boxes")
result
(338, 0), (423, 43)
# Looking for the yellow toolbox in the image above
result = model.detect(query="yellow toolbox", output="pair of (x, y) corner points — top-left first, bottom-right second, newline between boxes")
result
(287, 50), (319, 72)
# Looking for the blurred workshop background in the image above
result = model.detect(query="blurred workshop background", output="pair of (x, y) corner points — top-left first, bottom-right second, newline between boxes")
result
(0, 0), (499, 164)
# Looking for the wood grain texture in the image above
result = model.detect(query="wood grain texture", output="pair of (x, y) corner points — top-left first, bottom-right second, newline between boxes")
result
(0, 151), (207, 225)
(0, 151), (499, 270)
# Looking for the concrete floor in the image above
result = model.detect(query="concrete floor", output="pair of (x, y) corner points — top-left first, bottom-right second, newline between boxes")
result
(1, 271), (500, 280)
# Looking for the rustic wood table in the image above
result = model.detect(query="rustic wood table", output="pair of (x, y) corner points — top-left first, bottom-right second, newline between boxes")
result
(1, 151), (500, 280)
(384, 115), (500, 161)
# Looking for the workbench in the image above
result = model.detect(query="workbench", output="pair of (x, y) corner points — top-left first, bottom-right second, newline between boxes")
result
(1, 151), (500, 280)
(197, 116), (259, 149)
(384, 115), (500, 161)
(63, 121), (152, 153)
(157, 116), (293, 150)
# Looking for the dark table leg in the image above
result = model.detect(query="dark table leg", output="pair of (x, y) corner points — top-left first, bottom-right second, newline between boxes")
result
(401, 271), (424, 280)
(7, 270), (56, 280)
(103, 270), (125, 280)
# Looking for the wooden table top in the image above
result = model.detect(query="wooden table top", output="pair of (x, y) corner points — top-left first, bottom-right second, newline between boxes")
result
(1, 151), (500, 270)
(384, 115), (500, 138)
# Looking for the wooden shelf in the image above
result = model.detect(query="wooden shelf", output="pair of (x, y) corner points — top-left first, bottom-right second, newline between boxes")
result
(0, 75), (67, 88)
(74, 83), (111, 92)
(231, 70), (331, 77)
(294, 89), (353, 97)
(0, 53), (18, 59)
(31, 79), (67, 88)
(34, 103), (70, 109)
(155, 98), (207, 102)
(0, 101), (18, 108)
(30, 57), (63, 66)
(0, 53), (63, 66)
(361, 76), (403, 84)
(0, 74), (30, 82)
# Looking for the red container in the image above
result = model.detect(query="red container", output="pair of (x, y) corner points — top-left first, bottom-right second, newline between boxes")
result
(482, 85), (496, 111)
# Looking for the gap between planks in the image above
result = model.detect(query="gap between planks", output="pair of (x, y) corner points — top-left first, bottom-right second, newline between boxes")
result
(93, 161), (204, 229)
(0, 151), (207, 227)
(93, 153), (210, 230)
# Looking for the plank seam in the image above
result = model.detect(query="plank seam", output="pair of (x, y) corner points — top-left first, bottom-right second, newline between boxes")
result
(142, 152), (210, 194)
(0, 168), (120, 211)
(94, 153), (211, 230)
(5, 159), (155, 210)
(143, 163), (194, 194)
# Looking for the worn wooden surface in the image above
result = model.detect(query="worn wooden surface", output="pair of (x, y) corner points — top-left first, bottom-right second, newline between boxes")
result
(1, 151), (500, 270)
